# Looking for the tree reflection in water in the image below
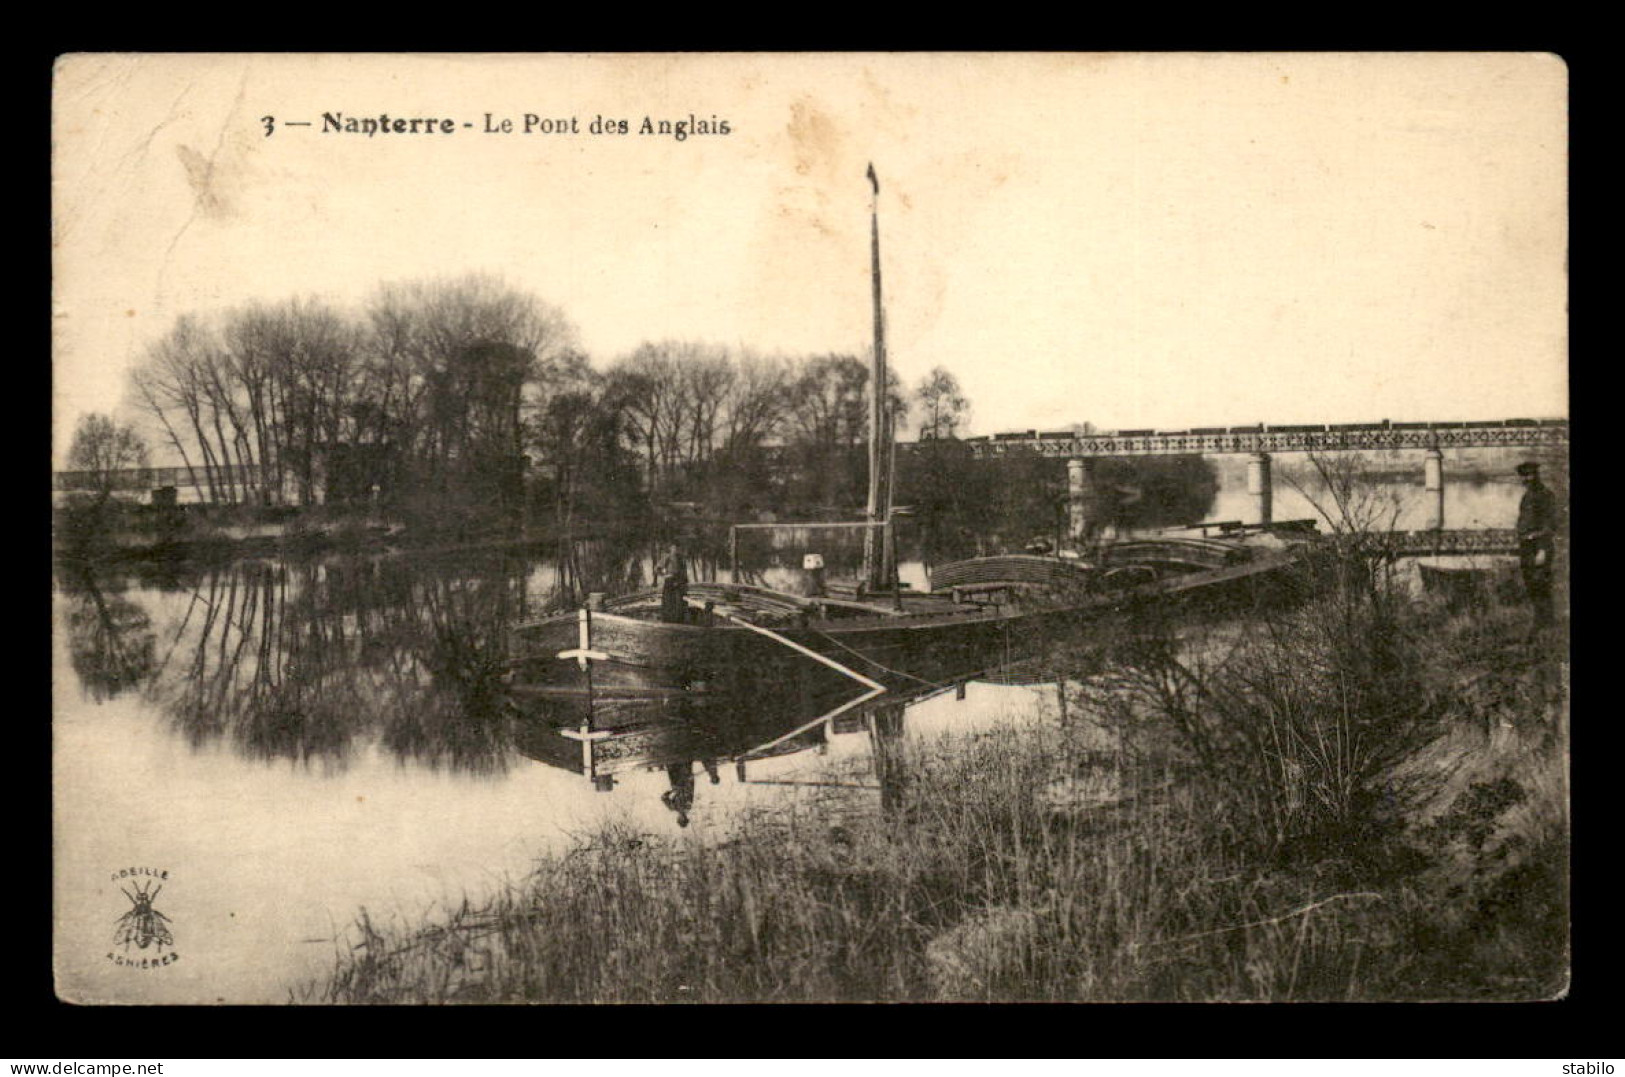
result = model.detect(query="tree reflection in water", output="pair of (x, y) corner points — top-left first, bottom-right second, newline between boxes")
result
(57, 535), (658, 774)
(56, 523), (1087, 789)
(181, 557), (534, 772)
(62, 568), (157, 702)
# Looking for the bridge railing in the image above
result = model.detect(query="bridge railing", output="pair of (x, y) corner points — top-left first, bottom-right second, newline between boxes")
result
(952, 419), (1568, 458)
(1374, 529), (1521, 556)
(52, 463), (269, 492)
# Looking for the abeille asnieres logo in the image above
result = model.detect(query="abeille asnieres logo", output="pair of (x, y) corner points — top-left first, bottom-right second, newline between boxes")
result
(107, 867), (178, 969)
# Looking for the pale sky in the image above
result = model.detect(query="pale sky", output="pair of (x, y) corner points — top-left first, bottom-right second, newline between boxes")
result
(52, 52), (1568, 463)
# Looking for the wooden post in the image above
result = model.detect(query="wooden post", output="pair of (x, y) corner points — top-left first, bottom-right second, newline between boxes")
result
(869, 702), (907, 818)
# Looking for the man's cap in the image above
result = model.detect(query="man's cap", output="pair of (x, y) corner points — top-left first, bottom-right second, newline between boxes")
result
(1516, 461), (1542, 477)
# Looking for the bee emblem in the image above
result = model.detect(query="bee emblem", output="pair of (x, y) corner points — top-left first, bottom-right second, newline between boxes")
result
(114, 880), (174, 952)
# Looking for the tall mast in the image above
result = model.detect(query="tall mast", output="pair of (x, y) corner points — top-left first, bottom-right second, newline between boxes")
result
(864, 163), (891, 592)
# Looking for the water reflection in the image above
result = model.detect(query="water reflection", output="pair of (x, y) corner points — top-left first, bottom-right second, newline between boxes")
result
(54, 525), (1284, 794)
(511, 687), (926, 827)
(129, 558), (520, 773)
(61, 551), (550, 774)
(52, 536), (1138, 1003)
(54, 468), (1523, 788)
(1212, 460), (1528, 533)
(508, 657), (867, 786)
(660, 761), (720, 827)
(62, 566), (156, 702)
(51, 469), (1539, 1003)
(56, 533), (913, 784)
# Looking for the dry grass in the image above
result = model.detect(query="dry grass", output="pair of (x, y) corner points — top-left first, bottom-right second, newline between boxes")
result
(311, 576), (1568, 1004)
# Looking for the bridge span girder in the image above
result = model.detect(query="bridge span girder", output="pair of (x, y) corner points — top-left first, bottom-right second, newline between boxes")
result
(1378, 529), (1520, 556)
(959, 422), (1569, 460)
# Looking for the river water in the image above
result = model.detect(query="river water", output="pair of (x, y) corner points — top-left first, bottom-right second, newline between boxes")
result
(52, 471), (1527, 1004)
(1203, 453), (1527, 533)
(53, 546), (1058, 1004)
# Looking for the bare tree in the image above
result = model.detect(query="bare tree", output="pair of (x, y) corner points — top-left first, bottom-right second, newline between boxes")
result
(720, 352), (791, 453)
(604, 345), (676, 494)
(66, 413), (149, 506)
(124, 274), (577, 523)
(604, 340), (732, 494)
(787, 354), (869, 456)
(678, 344), (734, 467)
(129, 314), (226, 502)
(914, 366), (970, 440)
(529, 359), (644, 530)
(363, 275), (576, 511)
(1280, 452), (1410, 599)
(1281, 453), (1407, 538)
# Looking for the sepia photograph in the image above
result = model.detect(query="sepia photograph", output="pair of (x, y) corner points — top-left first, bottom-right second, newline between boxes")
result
(51, 52), (1568, 1005)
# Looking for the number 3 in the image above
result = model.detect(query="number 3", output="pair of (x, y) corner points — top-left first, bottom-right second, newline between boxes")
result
(261, 115), (275, 137)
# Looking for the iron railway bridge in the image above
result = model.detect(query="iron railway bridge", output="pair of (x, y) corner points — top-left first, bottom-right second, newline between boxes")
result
(947, 417), (1567, 547)
(956, 418), (1568, 460)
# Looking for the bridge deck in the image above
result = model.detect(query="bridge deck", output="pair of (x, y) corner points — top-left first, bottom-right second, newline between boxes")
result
(1373, 529), (1520, 556)
(958, 419), (1568, 458)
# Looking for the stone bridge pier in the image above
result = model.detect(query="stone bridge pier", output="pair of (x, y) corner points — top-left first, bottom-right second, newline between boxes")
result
(1067, 458), (1094, 544)
(1247, 452), (1273, 527)
(1068, 450), (1279, 542)
(1060, 440), (1460, 544)
(1424, 447), (1445, 530)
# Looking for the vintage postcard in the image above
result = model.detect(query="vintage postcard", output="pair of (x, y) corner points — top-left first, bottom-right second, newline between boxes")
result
(52, 52), (1568, 1004)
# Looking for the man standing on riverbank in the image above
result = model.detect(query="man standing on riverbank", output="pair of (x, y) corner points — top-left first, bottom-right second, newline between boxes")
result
(1516, 461), (1558, 630)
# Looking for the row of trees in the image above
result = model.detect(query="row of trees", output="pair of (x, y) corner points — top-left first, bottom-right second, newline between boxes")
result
(67, 270), (1229, 555)
(106, 274), (975, 532)
(127, 276), (575, 520)
(599, 346), (919, 517)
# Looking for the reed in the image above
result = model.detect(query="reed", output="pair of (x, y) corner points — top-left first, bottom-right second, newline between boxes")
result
(312, 586), (1567, 1004)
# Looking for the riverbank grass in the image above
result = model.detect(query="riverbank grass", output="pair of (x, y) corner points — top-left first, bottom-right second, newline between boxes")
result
(313, 590), (1567, 1003)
